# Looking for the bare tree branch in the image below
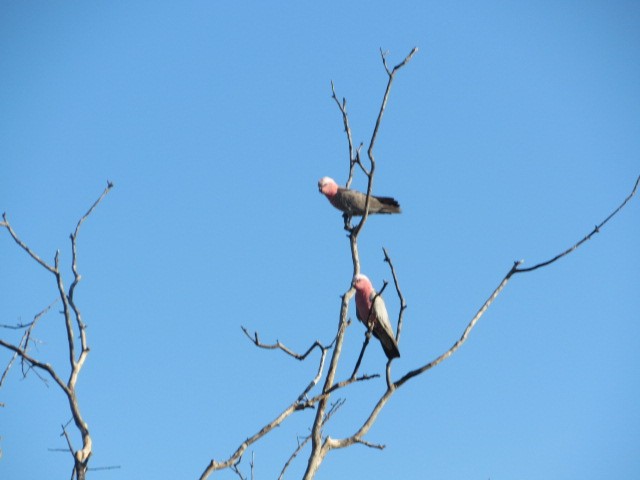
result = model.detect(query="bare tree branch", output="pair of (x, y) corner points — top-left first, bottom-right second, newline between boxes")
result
(382, 247), (407, 342)
(350, 329), (373, 379)
(0, 181), (113, 480)
(331, 81), (357, 189)
(240, 326), (338, 403)
(200, 328), (366, 480)
(1, 213), (56, 274)
(231, 456), (247, 480)
(354, 438), (385, 450)
(68, 181), (113, 360)
(516, 174), (640, 273)
(326, 372), (380, 395)
(352, 47), (417, 239)
(395, 174), (639, 389)
(278, 399), (345, 480)
(1, 321), (34, 330)
(61, 423), (76, 457)
(0, 301), (56, 388)
(241, 326), (329, 361)
(199, 397), (313, 480)
(87, 466), (122, 472)
(370, 47), (418, 158)
(303, 283), (353, 478)
(201, 297), (381, 480)
(0, 338), (70, 392)
(279, 436), (311, 480)
(396, 261), (521, 388)
(297, 345), (329, 403)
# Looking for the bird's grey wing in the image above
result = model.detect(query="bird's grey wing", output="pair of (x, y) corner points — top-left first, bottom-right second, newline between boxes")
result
(371, 293), (401, 359)
(371, 294), (396, 340)
(337, 188), (367, 215)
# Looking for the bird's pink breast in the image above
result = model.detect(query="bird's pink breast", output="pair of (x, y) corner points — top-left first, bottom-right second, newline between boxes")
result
(355, 291), (373, 326)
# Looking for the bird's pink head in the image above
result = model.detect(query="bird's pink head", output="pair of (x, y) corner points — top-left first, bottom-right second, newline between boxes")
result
(318, 177), (339, 198)
(353, 274), (373, 294)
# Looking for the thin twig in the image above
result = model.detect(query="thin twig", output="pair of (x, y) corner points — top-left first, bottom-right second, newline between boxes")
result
(1, 213), (56, 274)
(1, 321), (33, 329)
(353, 47), (418, 239)
(201, 314), (370, 480)
(241, 326), (327, 361)
(297, 345), (329, 403)
(279, 399), (345, 480)
(354, 438), (385, 450)
(353, 144), (366, 177)
(395, 261), (521, 388)
(516, 175), (640, 273)
(393, 175), (640, 388)
(73, 181), (114, 242)
(382, 247), (407, 342)
(1, 301), (56, 388)
(326, 372), (379, 396)
(0, 338), (69, 392)
(331, 81), (356, 188)
(199, 395), (314, 480)
(87, 466), (122, 471)
(279, 436), (312, 480)
(200, 337), (357, 480)
(231, 456), (246, 480)
(350, 329), (372, 379)
(68, 181), (113, 356)
(61, 423), (76, 457)
(370, 47), (418, 156)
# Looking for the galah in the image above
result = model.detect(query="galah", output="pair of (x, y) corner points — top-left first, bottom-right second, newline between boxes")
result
(318, 177), (401, 216)
(353, 274), (400, 360)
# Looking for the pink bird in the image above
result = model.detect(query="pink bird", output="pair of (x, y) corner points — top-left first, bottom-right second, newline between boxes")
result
(353, 274), (400, 360)
(318, 177), (401, 216)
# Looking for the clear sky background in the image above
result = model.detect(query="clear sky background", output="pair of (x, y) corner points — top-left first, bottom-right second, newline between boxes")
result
(1, 2), (639, 479)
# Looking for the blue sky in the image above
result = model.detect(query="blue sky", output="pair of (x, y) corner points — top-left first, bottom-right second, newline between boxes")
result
(1, 2), (639, 479)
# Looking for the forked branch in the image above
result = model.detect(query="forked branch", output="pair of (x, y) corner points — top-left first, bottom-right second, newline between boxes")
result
(0, 300), (57, 388)
(241, 326), (330, 361)
(0, 181), (113, 480)
(198, 349), (376, 480)
(352, 47), (418, 238)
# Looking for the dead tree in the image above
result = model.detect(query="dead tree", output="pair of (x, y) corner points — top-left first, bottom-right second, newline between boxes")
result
(0, 182), (113, 480)
(196, 48), (639, 479)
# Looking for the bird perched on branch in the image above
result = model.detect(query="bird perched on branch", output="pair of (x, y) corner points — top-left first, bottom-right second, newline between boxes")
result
(353, 274), (400, 360)
(318, 177), (401, 215)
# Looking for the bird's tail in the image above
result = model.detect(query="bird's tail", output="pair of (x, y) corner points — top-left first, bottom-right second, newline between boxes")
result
(375, 330), (400, 359)
(374, 195), (402, 214)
